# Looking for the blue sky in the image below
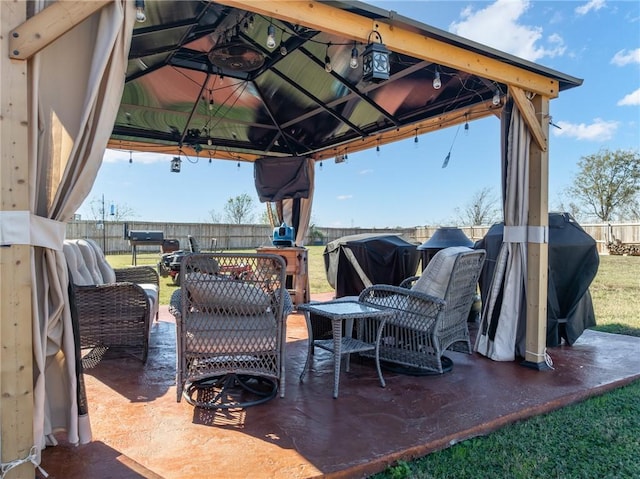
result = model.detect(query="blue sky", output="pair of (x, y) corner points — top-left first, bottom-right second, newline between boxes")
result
(78, 0), (640, 228)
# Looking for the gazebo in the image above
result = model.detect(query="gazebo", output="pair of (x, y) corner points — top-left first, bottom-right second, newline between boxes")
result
(0, 1), (582, 475)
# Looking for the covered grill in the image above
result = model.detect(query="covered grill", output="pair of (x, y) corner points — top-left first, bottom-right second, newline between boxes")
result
(128, 230), (164, 265)
(475, 212), (599, 349)
(417, 227), (474, 269)
(324, 233), (420, 298)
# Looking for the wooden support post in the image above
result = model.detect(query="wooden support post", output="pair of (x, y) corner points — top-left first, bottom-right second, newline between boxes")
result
(1, 2), (35, 477)
(523, 94), (551, 370)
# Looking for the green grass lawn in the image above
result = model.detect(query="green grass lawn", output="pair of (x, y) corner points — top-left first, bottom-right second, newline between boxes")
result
(107, 249), (640, 479)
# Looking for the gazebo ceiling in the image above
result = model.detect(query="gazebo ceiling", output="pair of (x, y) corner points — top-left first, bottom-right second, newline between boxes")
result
(107, 0), (582, 162)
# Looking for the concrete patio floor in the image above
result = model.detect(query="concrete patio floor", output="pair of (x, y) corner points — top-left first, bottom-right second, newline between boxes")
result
(39, 297), (640, 479)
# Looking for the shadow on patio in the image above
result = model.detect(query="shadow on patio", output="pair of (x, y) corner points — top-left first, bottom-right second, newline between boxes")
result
(39, 300), (640, 479)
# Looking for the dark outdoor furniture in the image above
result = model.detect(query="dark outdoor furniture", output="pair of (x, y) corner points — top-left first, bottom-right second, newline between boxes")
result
(358, 247), (486, 375)
(63, 238), (159, 365)
(476, 212), (599, 350)
(169, 253), (290, 409)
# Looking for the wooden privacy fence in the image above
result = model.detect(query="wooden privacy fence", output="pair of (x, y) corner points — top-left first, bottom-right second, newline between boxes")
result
(65, 220), (639, 256)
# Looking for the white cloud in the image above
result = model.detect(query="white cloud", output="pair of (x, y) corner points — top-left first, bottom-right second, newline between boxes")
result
(611, 48), (640, 66)
(359, 169), (373, 175)
(104, 149), (171, 164)
(552, 118), (619, 141)
(449, 0), (566, 62)
(617, 88), (640, 106)
(575, 0), (606, 16)
(336, 195), (353, 200)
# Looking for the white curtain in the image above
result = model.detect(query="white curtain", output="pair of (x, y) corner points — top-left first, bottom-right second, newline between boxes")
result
(274, 158), (315, 246)
(29, 0), (134, 454)
(475, 97), (530, 361)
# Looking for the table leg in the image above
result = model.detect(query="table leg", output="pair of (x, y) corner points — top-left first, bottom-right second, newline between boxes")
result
(300, 311), (314, 383)
(332, 318), (342, 399)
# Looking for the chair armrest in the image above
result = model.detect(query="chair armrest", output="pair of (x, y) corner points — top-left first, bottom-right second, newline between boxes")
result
(115, 266), (159, 286)
(359, 284), (446, 330)
(73, 282), (150, 320)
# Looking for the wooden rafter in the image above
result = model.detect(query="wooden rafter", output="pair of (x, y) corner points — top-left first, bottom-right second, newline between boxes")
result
(9, 1), (110, 60)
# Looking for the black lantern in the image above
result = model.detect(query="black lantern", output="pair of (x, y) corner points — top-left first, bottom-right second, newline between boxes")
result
(170, 157), (181, 173)
(362, 31), (390, 83)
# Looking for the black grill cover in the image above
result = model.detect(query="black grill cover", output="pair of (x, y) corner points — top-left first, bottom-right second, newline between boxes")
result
(324, 233), (420, 298)
(475, 212), (599, 349)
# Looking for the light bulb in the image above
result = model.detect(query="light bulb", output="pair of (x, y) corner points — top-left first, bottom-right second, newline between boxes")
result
(207, 138), (212, 146)
(350, 47), (359, 69)
(324, 55), (332, 73)
(280, 43), (287, 56)
(134, 0), (146, 23)
(492, 90), (501, 106)
(266, 25), (276, 49)
(208, 99), (214, 110)
(432, 71), (441, 90)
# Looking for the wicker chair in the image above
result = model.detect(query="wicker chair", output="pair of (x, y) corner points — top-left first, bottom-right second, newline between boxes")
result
(63, 239), (159, 365)
(169, 253), (290, 409)
(357, 247), (486, 374)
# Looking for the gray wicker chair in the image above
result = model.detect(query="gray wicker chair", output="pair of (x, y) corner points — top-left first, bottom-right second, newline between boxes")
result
(357, 247), (486, 374)
(169, 253), (289, 409)
(63, 239), (159, 365)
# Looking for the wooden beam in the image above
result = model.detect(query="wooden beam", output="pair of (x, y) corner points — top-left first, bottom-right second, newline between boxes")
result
(314, 100), (499, 161)
(524, 94), (550, 370)
(1, 1), (35, 477)
(9, 1), (110, 60)
(511, 86), (547, 152)
(215, 0), (560, 98)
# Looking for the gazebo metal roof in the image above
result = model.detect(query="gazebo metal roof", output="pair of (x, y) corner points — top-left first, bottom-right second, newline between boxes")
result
(107, 0), (582, 162)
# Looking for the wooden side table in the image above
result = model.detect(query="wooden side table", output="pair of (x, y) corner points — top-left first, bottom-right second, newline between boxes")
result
(298, 300), (394, 398)
(256, 246), (309, 307)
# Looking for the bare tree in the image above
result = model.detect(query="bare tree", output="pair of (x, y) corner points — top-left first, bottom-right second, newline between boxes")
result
(455, 187), (500, 225)
(224, 193), (256, 224)
(568, 148), (640, 222)
(87, 196), (137, 221)
(208, 209), (222, 223)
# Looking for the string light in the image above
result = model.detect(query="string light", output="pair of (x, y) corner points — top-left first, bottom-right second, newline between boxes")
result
(324, 43), (332, 73)
(414, 129), (419, 147)
(134, 0), (146, 23)
(492, 89), (501, 106)
(350, 44), (359, 69)
(319, 161), (323, 170)
(129, 150), (133, 164)
(266, 24), (276, 49)
(432, 68), (442, 90)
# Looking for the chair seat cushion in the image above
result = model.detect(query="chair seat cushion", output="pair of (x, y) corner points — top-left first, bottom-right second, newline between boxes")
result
(184, 312), (277, 353)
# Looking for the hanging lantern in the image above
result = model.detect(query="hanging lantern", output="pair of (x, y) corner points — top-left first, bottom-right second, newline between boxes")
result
(170, 157), (181, 173)
(362, 31), (390, 83)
